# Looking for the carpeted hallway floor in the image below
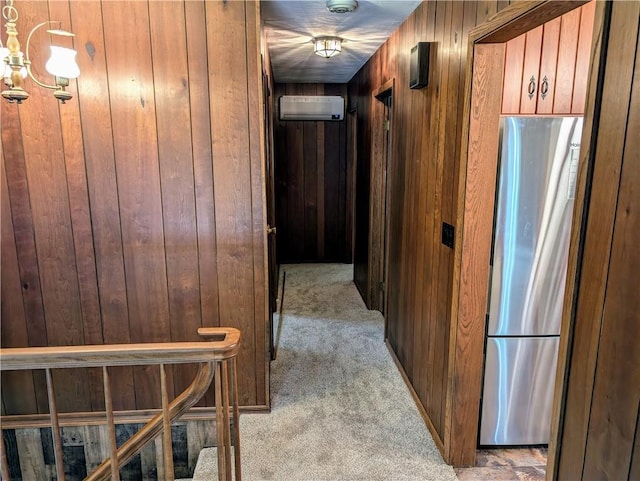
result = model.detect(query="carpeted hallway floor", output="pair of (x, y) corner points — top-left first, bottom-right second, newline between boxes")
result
(194, 263), (457, 480)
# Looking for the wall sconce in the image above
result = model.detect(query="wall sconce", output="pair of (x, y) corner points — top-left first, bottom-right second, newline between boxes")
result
(1, 0), (80, 104)
(314, 37), (342, 58)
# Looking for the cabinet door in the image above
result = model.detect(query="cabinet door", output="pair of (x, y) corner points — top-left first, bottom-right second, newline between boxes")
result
(519, 26), (543, 114)
(571, 1), (596, 114)
(537, 18), (561, 114)
(554, 7), (581, 114)
(502, 33), (526, 114)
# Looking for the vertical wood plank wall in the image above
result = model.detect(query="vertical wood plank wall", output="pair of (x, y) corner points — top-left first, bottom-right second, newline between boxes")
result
(348, 0), (513, 450)
(555, 1), (640, 479)
(0, 0), (268, 413)
(273, 83), (350, 263)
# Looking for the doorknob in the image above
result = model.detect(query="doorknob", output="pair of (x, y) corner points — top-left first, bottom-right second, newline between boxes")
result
(267, 225), (277, 235)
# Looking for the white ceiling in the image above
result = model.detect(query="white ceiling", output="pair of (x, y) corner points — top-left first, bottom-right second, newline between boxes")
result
(261, 0), (422, 83)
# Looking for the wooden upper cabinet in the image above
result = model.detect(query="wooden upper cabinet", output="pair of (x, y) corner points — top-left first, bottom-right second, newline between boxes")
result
(553, 7), (581, 114)
(537, 18), (561, 114)
(501, 1), (595, 115)
(572, 0), (596, 114)
(519, 26), (543, 114)
(502, 33), (526, 114)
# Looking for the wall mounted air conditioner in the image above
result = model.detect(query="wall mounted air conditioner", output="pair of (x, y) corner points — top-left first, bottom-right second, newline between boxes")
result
(279, 96), (344, 121)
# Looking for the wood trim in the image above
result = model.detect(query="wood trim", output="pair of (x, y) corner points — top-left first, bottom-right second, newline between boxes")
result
(0, 406), (269, 431)
(546, 2), (608, 478)
(448, 0), (603, 468)
(0, 328), (240, 370)
(446, 42), (505, 467)
(472, 1), (588, 44)
(385, 341), (445, 455)
(373, 78), (394, 100)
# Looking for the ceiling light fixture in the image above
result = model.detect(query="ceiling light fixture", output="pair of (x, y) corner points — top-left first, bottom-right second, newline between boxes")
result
(326, 0), (358, 14)
(314, 37), (342, 58)
(1, 0), (80, 104)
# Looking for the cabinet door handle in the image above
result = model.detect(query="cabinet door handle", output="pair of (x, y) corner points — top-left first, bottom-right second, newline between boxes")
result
(527, 76), (537, 100)
(540, 75), (549, 100)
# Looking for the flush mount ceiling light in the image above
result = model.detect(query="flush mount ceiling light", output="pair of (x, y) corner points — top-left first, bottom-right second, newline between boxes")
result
(314, 37), (342, 58)
(326, 0), (358, 14)
(1, 0), (80, 103)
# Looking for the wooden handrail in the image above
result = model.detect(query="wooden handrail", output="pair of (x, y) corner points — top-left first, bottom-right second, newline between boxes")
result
(0, 327), (240, 370)
(0, 327), (242, 481)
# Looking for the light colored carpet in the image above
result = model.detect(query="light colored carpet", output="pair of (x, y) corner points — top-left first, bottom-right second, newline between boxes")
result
(193, 263), (457, 481)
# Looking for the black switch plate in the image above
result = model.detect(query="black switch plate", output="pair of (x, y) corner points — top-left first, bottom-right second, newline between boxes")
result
(442, 222), (455, 249)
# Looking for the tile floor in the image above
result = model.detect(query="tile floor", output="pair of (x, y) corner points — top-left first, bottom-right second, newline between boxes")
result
(455, 448), (547, 481)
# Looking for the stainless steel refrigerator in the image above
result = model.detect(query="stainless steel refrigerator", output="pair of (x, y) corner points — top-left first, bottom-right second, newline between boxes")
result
(479, 116), (583, 446)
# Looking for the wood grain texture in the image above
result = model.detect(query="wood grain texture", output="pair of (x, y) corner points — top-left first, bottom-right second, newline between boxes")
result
(12, 0), (91, 413)
(537, 18), (561, 114)
(102, 0), (170, 410)
(1, 156), (38, 415)
(554, 2), (640, 479)
(571, 0), (596, 114)
(1, 0), (268, 415)
(449, 43), (505, 466)
(207, 0), (257, 406)
(274, 83), (349, 263)
(149, 0), (201, 402)
(502, 33), (526, 114)
(554, 7), (581, 113)
(68, 0), (135, 412)
(519, 25), (543, 114)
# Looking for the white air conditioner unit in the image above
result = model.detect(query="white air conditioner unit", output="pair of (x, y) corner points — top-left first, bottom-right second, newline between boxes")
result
(279, 95), (344, 121)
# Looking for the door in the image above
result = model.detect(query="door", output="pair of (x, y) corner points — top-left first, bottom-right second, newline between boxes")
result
(262, 66), (278, 359)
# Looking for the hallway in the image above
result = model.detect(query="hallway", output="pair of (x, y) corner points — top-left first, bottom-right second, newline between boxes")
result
(195, 263), (456, 480)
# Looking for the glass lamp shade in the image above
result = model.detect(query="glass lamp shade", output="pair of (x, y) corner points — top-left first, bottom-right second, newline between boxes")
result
(45, 46), (80, 79)
(314, 38), (342, 58)
(0, 47), (27, 79)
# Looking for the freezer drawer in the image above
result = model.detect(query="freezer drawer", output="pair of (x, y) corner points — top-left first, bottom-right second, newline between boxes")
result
(480, 337), (559, 446)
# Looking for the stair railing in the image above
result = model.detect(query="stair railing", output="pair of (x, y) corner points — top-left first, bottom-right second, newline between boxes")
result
(0, 327), (242, 481)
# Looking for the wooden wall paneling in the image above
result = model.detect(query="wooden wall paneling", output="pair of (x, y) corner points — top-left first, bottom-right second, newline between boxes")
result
(287, 83), (305, 262)
(13, 0), (90, 413)
(537, 18), (561, 114)
(274, 83), (288, 265)
(434, 0), (467, 436)
(48, 0), (105, 413)
(353, 74), (372, 303)
(344, 107), (355, 264)
(630, 415), (640, 481)
(184, 0), (219, 406)
(149, 0), (200, 399)
(1, 156), (38, 415)
(501, 34), (526, 114)
(571, 0), (596, 114)
(316, 84), (326, 261)
(102, 0), (171, 410)
(68, 0), (135, 412)
(148, 0), (202, 400)
(1, 101), (48, 414)
(556, 2), (640, 478)
(368, 92), (385, 310)
(519, 25), (543, 114)
(423, 0), (450, 435)
(207, 0), (257, 405)
(324, 83), (347, 262)
(553, 7), (581, 113)
(477, 1), (498, 25)
(582, 46), (640, 476)
(412, 2), (437, 416)
(447, 43), (505, 466)
(244, 0), (268, 406)
(303, 84), (319, 259)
